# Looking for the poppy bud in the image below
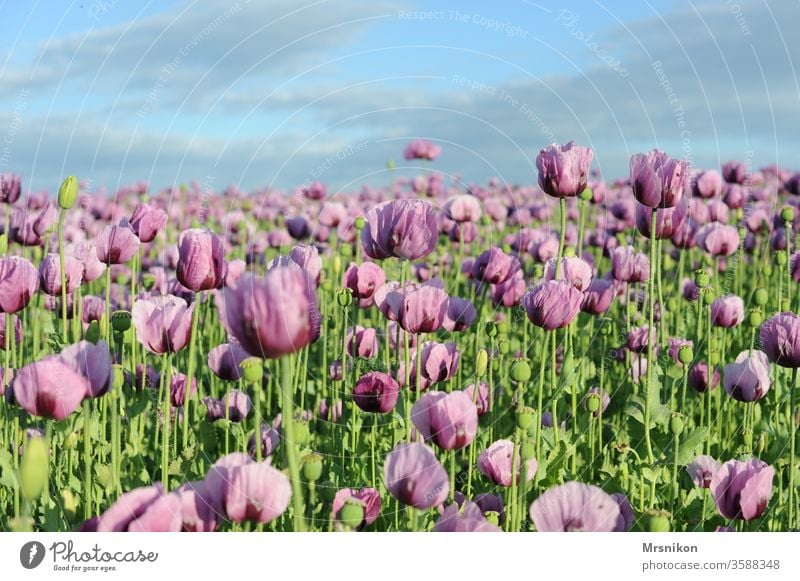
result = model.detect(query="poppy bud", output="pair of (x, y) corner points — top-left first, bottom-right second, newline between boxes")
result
(757, 432), (766, 455)
(670, 413), (684, 435)
(57, 175), (78, 210)
(241, 357), (264, 384)
(586, 394), (601, 413)
(111, 310), (132, 333)
(666, 297), (677, 312)
(386, 159), (396, 170)
(776, 251), (788, 266)
(763, 264), (773, 276)
(510, 359), (532, 382)
(578, 187), (593, 201)
(475, 349), (489, 377)
(85, 320), (101, 344)
(340, 244), (352, 258)
(742, 429), (753, 448)
(646, 509), (671, 532)
(337, 288), (353, 307)
(302, 453), (323, 482)
(64, 431), (79, 450)
(485, 322), (498, 337)
(781, 206), (795, 223)
(61, 489), (78, 521)
(333, 256), (342, 274)
(354, 216), (366, 231)
(20, 437), (49, 502)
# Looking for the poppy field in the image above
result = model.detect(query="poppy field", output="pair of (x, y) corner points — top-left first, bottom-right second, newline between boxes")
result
(0, 140), (798, 533)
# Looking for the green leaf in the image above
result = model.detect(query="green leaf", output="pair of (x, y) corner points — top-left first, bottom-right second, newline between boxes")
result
(0, 449), (18, 490)
(667, 365), (684, 380)
(676, 427), (709, 465)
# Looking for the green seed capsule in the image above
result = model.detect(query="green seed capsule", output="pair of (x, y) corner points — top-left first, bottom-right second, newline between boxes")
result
(510, 359), (532, 383)
(563, 246), (576, 258)
(586, 394), (601, 413)
(579, 187), (593, 201)
(293, 422), (309, 445)
(748, 309), (764, 327)
(320, 278), (333, 292)
(694, 270), (710, 288)
(111, 310), (132, 333)
(709, 351), (720, 366)
(646, 510), (671, 532)
(754, 288), (769, 306)
(241, 357), (264, 384)
(485, 322), (498, 338)
(678, 345), (694, 365)
(484, 511), (500, 526)
(517, 407), (535, 430)
(781, 206), (795, 223)
(776, 252), (788, 266)
(497, 340), (510, 355)
(20, 437), (49, 502)
(763, 264), (773, 276)
(354, 216), (366, 231)
(703, 289), (715, 305)
(301, 453), (324, 482)
(339, 500), (365, 529)
(337, 289), (353, 307)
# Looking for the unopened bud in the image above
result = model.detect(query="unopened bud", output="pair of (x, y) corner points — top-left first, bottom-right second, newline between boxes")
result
(20, 437), (49, 502)
(58, 175), (79, 210)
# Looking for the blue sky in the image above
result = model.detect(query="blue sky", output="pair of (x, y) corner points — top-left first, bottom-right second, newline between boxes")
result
(0, 0), (797, 195)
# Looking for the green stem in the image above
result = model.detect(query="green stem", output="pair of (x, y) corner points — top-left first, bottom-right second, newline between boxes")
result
(643, 208), (657, 465)
(57, 209), (68, 342)
(281, 355), (307, 531)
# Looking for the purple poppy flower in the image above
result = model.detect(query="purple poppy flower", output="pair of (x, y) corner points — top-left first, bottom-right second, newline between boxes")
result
(175, 480), (221, 532)
(0, 256), (40, 313)
(711, 459), (774, 521)
(403, 139), (441, 161)
(444, 194), (482, 222)
(611, 492), (634, 531)
(345, 325), (379, 358)
(384, 442), (449, 509)
(434, 500), (501, 532)
(581, 277), (616, 315)
(207, 340), (249, 381)
(67, 241), (107, 283)
(545, 256), (593, 291)
(693, 170), (723, 199)
(332, 488), (381, 529)
(688, 362), (720, 393)
(397, 341), (460, 391)
(0, 173), (21, 204)
(176, 229), (225, 292)
(289, 244), (322, 285)
(463, 383), (491, 416)
(697, 222), (740, 257)
(442, 296), (476, 332)
(203, 390), (252, 423)
(96, 483), (175, 532)
(723, 350), (771, 403)
(39, 253), (84, 296)
(223, 267), (320, 359)
(629, 149), (688, 208)
(132, 295), (194, 354)
(687, 455), (721, 488)
(353, 371), (400, 414)
(398, 283), (449, 334)
(129, 202), (168, 243)
(536, 141), (593, 198)
(247, 424), (280, 458)
(478, 439), (537, 487)
(722, 160), (747, 184)
(411, 391), (478, 451)
(472, 247), (520, 285)
(610, 246), (649, 283)
(522, 281), (583, 331)
(96, 221), (141, 265)
(760, 312), (800, 368)
(530, 481), (621, 532)
(361, 199), (438, 261)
